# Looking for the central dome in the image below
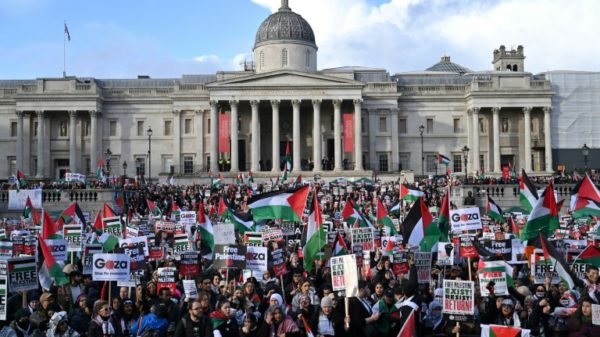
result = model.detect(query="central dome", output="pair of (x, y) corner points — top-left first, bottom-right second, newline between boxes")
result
(254, 0), (316, 49)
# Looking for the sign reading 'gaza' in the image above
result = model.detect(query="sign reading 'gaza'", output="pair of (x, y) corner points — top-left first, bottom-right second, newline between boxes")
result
(450, 207), (482, 233)
(92, 253), (130, 281)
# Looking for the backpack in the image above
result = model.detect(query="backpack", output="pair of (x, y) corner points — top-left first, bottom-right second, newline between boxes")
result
(139, 328), (162, 337)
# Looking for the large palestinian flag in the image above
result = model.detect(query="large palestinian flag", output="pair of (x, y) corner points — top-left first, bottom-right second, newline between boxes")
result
(197, 202), (215, 259)
(570, 174), (600, 218)
(521, 182), (559, 241)
(481, 325), (530, 337)
(436, 187), (450, 241)
(219, 197), (255, 233)
(376, 198), (396, 234)
(248, 185), (309, 222)
(341, 198), (373, 228)
(400, 184), (424, 202)
(486, 196), (504, 222)
(573, 245), (600, 268)
(402, 197), (440, 251)
(55, 202), (86, 227)
(519, 169), (538, 212)
(303, 192), (327, 272)
(539, 232), (575, 289)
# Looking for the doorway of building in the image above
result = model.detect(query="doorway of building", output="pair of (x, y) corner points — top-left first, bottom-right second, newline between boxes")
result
(326, 139), (334, 170)
(238, 140), (246, 171)
(55, 159), (69, 180)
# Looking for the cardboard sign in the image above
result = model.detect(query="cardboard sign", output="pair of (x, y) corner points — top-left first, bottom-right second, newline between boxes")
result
(92, 253), (130, 281)
(172, 234), (190, 256)
(179, 211), (196, 225)
(271, 249), (288, 277)
(482, 240), (512, 261)
(213, 245), (246, 269)
(450, 207), (482, 233)
(592, 304), (600, 325)
(119, 236), (150, 256)
(437, 242), (455, 266)
(246, 246), (268, 272)
(83, 244), (103, 275)
(63, 224), (83, 252)
(157, 267), (177, 294)
(331, 254), (359, 297)
(351, 228), (375, 251)
(45, 239), (68, 262)
(180, 251), (201, 277)
(415, 252), (432, 284)
(8, 257), (38, 292)
(183, 279), (198, 299)
(102, 217), (123, 238)
(443, 279), (475, 321)
(0, 276), (6, 320)
(214, 223), (236, 245)
(479, 270), (509, 296)
(244, 232), (263, 247)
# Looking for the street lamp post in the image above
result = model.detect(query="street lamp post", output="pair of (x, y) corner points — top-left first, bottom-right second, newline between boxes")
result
(419, 124), (425, 176)
(103, 148), (112, 177)
(147, 126), (153, 184)
(462, 145), (470, 176)
(582, 143), (590, 172)
(122, 161), (128, 180)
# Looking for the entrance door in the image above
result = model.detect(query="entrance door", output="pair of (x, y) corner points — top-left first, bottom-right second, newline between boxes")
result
(326, 139), (334, 170)
(55, 159), (69, 180)
(238, 140), (246, 171)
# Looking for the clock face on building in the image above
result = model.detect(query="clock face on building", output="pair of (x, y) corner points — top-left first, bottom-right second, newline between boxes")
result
(282, 121), (291, 131)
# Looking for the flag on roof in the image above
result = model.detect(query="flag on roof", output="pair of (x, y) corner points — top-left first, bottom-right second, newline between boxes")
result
(539, 232), (575, 289)
(377, 198), (397, 234)
(400, 184), (424, 202)
(570, 174), (600, 218)
(402, 197), (440, 251)
(573, 245), (600, 268)
(341, 198), (373, 228)
(437, 153), (451, 165)
(481, 324), (530, 337)
(15, 170), (26, 192)
(303, 192), (327, 272)
(42, 209), (62, 240)
(64, 22), (71, 41)
(333, 232), (348, 256)
(486, 196), (504, 222)
(519, 169), (538, 212)
(248, 185), (309, 222)
(521, 182), (559, 241)
(197, 202), (214, 259)
(38, 234), (69, 287)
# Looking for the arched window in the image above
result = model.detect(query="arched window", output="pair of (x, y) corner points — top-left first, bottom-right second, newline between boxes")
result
(260, 51), (265, 69)
(512, 64), (518, 72)
(506, 65), (512, 71)
(305, 50), (310, 67)
(282, 49), (288, 67)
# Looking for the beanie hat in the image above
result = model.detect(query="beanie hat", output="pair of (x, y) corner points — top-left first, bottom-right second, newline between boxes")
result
(321, 296), (333, 308)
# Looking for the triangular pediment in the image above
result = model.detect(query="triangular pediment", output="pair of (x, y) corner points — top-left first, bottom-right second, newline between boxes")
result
(207, 70), (364, 88)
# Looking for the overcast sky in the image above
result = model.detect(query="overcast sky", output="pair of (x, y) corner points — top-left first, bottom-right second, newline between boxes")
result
(1, 0), (598, 79)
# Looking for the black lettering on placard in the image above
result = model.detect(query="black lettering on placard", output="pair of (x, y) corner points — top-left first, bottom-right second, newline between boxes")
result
(52, 245), (66, 252)
(94, 259), (128, 269)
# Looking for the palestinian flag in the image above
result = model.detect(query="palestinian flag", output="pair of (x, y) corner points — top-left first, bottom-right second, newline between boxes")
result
(15, 170), (26, 191)
(570, 174), (600, 218)
(92, 211), (103, 231)
(521, 182), (559, 241)
(519, 169), (538, 212)
(486, 196), (504, 222)
(341, 198), (373, 228)
(573, 245), (600, 268)
(333, 232), (348, 256)
(377, 198), (397, 234)
(103, 203), (117, 217)
(437, 153), (451, 165)
(477, 259), (514, 287)
(481, 325), (530, 337)
(248, 185), (309, 222)
(209, 311), (229, 330)
(147, 199), (161, 216)
(384, 238), (395, 261)
(55, 202), (86, 227)
(217, 197), (228, 217)
(246, 171), (254, 184)
(303, 192), (327, 272)
(38, 234), (69, 286)
(301, 316), (315, 337)
(400, 184), (424, 202)
(42, 209), (62, 240)
(197, 203), (214, 259)
(211, 173), (224, 187)
(97, 159), (106, 181)
(389, 201), (401, 215)
(221, 198), (255, 233)
(437, 187), (450, 241)
(509, 216), (520, 236)
(23, 196), (34, 218)
(97, 232), (119, 252)
(397, 309), (416, 337)
(294, 175), (303, 187)
(402, 197), (440, 251)
(539, 232), (575, 289)
(284, 141), (292, 172)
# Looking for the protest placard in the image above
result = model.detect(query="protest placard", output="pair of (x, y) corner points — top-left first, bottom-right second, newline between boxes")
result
(271, 249), (288, 277)
(415, 252), (432, 284)
(531, 255), (560, 284)
(172, 234), (190, 256)
(183, 279), (198, 299)
(392, 247), (408, 274)
(157, 267), (178, 294)
(593, 304), (600, 325)
(125, 226), (139, 238)
(8, 257), (38, 292)
(246, 246), (268, 272)
(483, 239), (512, 261)
(114, 246), (145, 276)
(457, 235), (477, 258)
(65, 173), (86, 183)
(83, 244), (103, 275)
(437, 242), (455, 266)
(180, 251), (201, 277)
(443, 279), (475, 322)
(479, 270), (509, 296)
(92, 254), (130, 281)
(63, 224), (83, 252)
(351, 228), (375, 251)
(331, 254), (359, 297)
(214, 223), (236, 245)
(119, 236), (149, 256)
(45, 239), (68, 262)
(450, 207), (482, 233)
(263, 227), (284, 243)
(213, 245), (246, 269)
(244, 232), (263, 247)
(179, 211), (196, 225)
(0, 242), (12, 258)
(0, 277), (6, 320)
(102, 217), (123, 238)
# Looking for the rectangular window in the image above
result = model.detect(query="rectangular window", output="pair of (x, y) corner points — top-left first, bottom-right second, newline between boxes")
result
(453, 154), (462, 173)
(10, 122), (17, 137)
(378, 154), (389, 172)
(399, 153), (410, 171)
(184, 118), (192, 134)
(207, 119), (211, 134)
(398, 119), (407, 134)
(426, 154), (437, 172)
(59, 120), (68, 137)
(84, 120), (91, 137)
(164, 120), (172, 136)
(183, 156), (194, 174)
(109, 120), (117, 136)
(361, 117), (365, 133)
(453, 118), (461, 133)
(85, 158), (91, 174)
(426, 118), (434, 133)
(379, 117), (387, 132)
(163, 157), (173, 173)
(137, 121), (144, 137)
(135, 157), (146, 176)
(8, 156), (16, 176)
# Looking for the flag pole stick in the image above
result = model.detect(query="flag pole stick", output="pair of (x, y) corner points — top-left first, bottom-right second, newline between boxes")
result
(468, 257), (472, 280)
(63, 20), (66, 77)
(280, 275), (286, 304)
(456, 322), (460, 337)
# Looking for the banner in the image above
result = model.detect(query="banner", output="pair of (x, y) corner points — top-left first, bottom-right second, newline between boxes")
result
(342, 113), (354, 153)
(65, 173), (86, 183)
(351, 228), (375, 251)
(443, 279), (475, 322)
(63, 224), (83, 252)
(45, 239), (68, 262)
(331, 254), (359, 297)
(92, 253), (130, 281)
(214, 223), (236, 245)
(213, 245), (246, 269)
(119, 236), (149, 256)
(8, 189), (42, 210)
(415, 252), (432, 284)
(450, 207), (482, 233)
(271, 249), (288, 277)
(180, 251), (200, 277)
(8, 257), (38, 292)
(219, 113), (231, 153)
(246, 246), (268, 272)
(183, 279), (198, 299)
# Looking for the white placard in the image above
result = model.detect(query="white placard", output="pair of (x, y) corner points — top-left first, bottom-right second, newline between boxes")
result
(214, 223), (236, 245)
(179, 211), (196, 225)
(245, 246), (268, 272)
(65, 173), (86, 183)
(45, 239), (68, 262)
(331, 254), (358, 297)
(593, 304), (600, 325)
(8, 189), (42, 210)
(92, 253), (131, 281)
(437, 242), (454, 266)
(119, 236), (150, 256)
(450, 207), (482, 233)
(183, 280), (198, 299)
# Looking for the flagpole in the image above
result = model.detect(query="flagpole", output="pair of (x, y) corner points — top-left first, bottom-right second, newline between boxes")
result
(63, 20), (66, 78)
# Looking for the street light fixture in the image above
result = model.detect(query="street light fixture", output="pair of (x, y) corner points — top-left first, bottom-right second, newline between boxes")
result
(147, 126), (153, 184)
(103, 148), (112, 177)
(582, 143), (590, 171)
(122, 161), (128, 180)
(419, 124), (425, 176)
(462, 145), (470, 176)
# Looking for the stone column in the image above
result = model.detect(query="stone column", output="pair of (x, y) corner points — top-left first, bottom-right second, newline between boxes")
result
(90, 110), (98, 175)
(492, 107), (501, 173)
(69, 110), (77, 173)
(209, 101), (219, 173)
(312, 99), (322, 171)
(36, 110), (45, 177)
(472, 107), (480, 173)
(271, 100), (280, 172)
(354, 99), (364, 171)
(292, 99), (301, 172)
(465, 109), (472, 173)
(523, 106), (532, 172)
(172, 109), (181, 174)
(333, 99), (342, 171)
(250, 100), (260, 172)
(391, 108), (399, 172)
(368, 109), (377, 171)
(543, 107), (553, 172)
(195, 110), (204, 172)
(229, 100), (239, 172)
(16, 111), (24, 170)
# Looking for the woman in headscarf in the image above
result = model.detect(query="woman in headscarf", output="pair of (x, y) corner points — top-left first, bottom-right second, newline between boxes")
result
(9, 309), (33, 337)
(291, 280), (319, 313)
(309, 296), (346, 337)
(46, 312), (79, 337)
(86, 300), (121, 337)
(67, 294), (91, 337)
(423, 300), (445, 337)
(209, 301), (238, 337)
(266, 306), (301, 337)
